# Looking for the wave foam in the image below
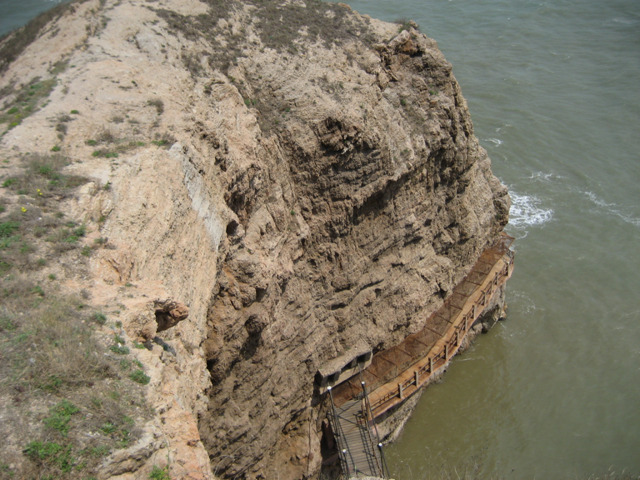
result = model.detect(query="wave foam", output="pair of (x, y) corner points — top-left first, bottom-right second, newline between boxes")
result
(509, 192), (553, 229)
(584, 191), (640, 228)
(528, 171), (557, 182)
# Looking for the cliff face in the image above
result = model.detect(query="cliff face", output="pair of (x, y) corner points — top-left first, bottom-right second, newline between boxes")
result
(0, 0), (509, 478)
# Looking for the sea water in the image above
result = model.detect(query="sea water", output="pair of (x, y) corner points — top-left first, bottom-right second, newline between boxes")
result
(339, 1), (640, 478)
(2, 1), (639, 478)
(0, 0), (69, 37)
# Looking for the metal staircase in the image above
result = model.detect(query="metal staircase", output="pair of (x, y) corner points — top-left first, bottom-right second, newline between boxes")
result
(327, 373), (389, 478)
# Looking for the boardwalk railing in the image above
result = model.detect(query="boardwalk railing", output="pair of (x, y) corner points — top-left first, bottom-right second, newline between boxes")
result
(363, 234), (515, 418)
(326, 234), (514, 478)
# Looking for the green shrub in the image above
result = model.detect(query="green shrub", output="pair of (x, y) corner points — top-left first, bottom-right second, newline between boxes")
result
(99, 422), (116, 435)
(44, 400), (79, 436)
(129, 370), (150, 385)
(23, 440), (75, 472)
(149, 465), (171, 480)
(147, 98), (164, 115)
(92, 312), (107, 325)
(0, 221), (19, 237)
(109, 344), (129, 355)
(31, 285), (45, 297)
(92, 149), (118, 158)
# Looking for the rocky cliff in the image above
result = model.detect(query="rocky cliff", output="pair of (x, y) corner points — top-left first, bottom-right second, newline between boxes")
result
(0, 0), (509, 478)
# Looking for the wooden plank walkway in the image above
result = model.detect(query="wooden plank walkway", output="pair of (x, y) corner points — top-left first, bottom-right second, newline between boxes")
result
(332, 234), (514, 419)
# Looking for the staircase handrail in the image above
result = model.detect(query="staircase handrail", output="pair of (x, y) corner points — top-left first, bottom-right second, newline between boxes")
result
(327, 386), (353, 478)
(359, 367), (389, 479)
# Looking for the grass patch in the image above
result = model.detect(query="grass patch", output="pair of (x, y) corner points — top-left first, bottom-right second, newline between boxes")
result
(92, 149), (118, 158)
(0, 221), (20, 237)
(1, 153), (88, 201)
(110, 344), (130, 355)
(0, 290), (151, 477)
(1, 296), (109, 392)
(87, 130), (148, 157)
(0, 77), (58, 132)
(23, 441), (75, 473)
(149, 465), (171, 480)
(44, 400), (80, 436)
(129, 369), (150, 385)
(0, 210), (67, 270)
(151, 132), (175, 149)
(0, 100), (151, 476)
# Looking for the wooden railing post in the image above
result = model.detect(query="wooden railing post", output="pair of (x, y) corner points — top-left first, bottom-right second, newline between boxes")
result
(415, 370), (419, 387)
(398, 383), (404, 399)
(429, 356), (433, 373)
(444, 343), (449, 360)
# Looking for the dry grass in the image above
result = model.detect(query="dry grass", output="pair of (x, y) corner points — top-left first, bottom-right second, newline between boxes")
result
(0, 296), (112, 393)
(0, 288), (150, 478)
(1, 153), (88, 200)
(0, 153), (152, 479)
(155, 0), (371, 75)
(0, 77), (58, 134)
(0, 153), (92, 269)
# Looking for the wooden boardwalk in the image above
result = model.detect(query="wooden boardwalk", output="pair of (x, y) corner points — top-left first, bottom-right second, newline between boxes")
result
(332, 234), (515, 419)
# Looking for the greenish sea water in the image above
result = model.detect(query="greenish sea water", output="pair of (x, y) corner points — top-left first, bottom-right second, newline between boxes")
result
(341, 0), (640, 478)
(2, 1), (639, 478)
(0, 0), (68, 37)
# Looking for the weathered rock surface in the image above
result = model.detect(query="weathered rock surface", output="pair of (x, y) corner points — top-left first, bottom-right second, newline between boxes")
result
(0, 0), (509, 478)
